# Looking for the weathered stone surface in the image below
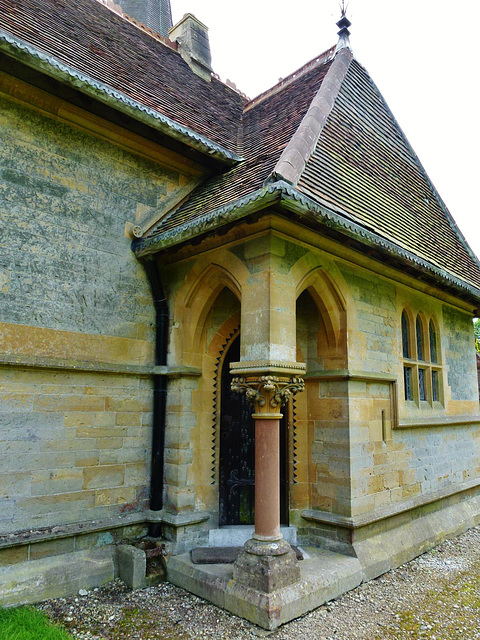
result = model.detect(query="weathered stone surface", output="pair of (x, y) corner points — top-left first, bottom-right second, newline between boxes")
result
(0, 547), (115, 607)
(0, 75), (197, 539)
(168, 489), (480, 629)
(191, 546), (240, 564)
(115, 544), (146, 589)
(233, 546), (300, 593)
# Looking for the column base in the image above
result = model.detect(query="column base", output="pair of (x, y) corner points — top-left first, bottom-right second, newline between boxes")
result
(233, 540), (300, 593)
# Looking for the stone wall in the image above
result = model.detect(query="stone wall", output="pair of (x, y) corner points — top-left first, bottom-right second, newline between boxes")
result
(339, 264), (480, 519)
(0, 91), (171, 341)
(443, 305), (478, 401)
(339, 264), (397, 375)
(0, 366), (153, 535)
(0, 74), (195, 540)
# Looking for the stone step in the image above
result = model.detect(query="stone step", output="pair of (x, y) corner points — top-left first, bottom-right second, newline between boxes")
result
(208, 526), (297, 547)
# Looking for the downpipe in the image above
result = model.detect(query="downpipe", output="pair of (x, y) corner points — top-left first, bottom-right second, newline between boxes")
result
(143, 258), (168, 537)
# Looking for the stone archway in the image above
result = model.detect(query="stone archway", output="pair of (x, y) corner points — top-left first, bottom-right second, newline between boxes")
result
(218, 334), (290, 526)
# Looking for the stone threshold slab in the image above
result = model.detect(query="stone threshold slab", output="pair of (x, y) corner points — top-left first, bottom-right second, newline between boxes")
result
(190, 545), (304, 564)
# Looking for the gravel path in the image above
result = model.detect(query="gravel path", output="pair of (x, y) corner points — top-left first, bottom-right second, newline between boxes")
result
(39, 525), (480, 640)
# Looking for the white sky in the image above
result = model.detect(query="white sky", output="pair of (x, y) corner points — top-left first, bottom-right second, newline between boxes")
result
(171, 0), (480, 262)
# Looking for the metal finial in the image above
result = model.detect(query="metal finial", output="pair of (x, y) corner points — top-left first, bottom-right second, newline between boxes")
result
(336, 2), (351, 53)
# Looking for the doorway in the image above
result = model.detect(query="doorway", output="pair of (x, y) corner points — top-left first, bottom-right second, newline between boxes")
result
(219, 335), (289, 525)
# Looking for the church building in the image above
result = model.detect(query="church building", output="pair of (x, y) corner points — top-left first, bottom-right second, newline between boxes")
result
(1, 0), (480, 628)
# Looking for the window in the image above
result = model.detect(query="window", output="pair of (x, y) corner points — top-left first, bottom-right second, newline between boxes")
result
(429, 320), (437, 363)
(401, 311), (442, 405)
(402, 311), (410, 358)
(401, 312), (413, 400)
(416, 317), (424, 361)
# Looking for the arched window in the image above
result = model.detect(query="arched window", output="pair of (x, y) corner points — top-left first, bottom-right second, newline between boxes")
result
(402, 311), (413, 401)
(429, 321), (437, 363)
(416, 316), (426, 400)
(401, 311), (442, 405)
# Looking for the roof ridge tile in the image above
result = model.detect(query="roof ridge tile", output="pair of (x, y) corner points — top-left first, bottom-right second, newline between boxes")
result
(268, 48), (353, 186)
(244, 46), (335, 112)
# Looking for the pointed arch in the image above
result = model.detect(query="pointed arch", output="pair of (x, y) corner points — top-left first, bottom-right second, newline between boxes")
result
(172, 252), (249, 366)
(296, 267), (347, 359)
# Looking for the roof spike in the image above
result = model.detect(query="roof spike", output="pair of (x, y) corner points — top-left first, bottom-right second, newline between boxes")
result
(335, 2), (352, 53)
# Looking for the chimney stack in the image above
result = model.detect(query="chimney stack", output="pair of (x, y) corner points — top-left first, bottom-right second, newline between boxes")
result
(169, 13), (212, 81)
(118, 0), (173, 37)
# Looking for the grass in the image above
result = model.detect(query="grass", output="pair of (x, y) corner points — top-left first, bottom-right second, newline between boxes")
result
(0, 606), (73, 640)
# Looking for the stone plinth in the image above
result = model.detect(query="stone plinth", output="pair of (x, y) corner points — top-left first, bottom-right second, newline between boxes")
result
(234, 539), (300, 592)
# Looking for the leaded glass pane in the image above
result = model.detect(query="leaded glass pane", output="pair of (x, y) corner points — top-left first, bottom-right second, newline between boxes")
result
(430, 321), (437, 363)
(432, 370), (439, 401)
(419, 368), (426, 401)
(402, 312), (409, 358)
(416, 317), (423, 360)
(404, 366), (413, 400)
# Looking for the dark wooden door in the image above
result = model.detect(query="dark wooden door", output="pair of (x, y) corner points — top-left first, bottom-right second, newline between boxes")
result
(219, 335), (288, 526)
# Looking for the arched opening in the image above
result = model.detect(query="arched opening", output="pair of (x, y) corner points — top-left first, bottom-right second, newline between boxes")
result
(294, 281), (348, 515)
(219, 334), (289, 525)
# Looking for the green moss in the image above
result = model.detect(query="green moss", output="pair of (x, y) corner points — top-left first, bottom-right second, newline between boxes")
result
(112, 606), (191, 640)
(379, 556), (480, 639)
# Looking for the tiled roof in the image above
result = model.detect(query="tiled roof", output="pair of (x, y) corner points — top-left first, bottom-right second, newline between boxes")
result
(296, 58), (480, 290)
(0, 0), (245, 154)
(150, 50), (334, 234)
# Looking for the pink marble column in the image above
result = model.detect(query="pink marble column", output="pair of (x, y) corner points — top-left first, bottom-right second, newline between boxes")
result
(230, 372), (304, 592)
(253, 417), (281, 540)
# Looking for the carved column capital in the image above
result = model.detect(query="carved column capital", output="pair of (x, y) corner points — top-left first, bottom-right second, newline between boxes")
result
(231, 374), (304, 416)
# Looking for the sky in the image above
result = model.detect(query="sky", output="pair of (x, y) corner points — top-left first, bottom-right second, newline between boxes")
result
(171, 0), (480, 261)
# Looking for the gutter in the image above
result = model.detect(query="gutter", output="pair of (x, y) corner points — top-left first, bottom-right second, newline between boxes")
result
(132, 180), (480, 306)
(0, 29), (241, 165)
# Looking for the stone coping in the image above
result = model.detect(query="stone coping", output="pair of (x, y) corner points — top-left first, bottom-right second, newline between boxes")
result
(304, 369), (397, 382)
(0, 509), (212, 550)
(301, 476), (480, 530)
(0, 353), (201, 377)
(397, 414), (480, 429)
(0, 513), (148, 550)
